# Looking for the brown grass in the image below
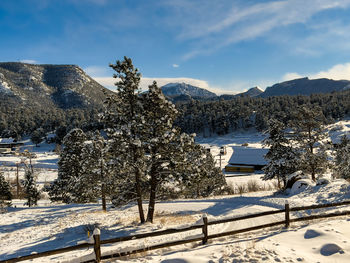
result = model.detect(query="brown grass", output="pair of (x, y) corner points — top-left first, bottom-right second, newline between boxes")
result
(154, 212), (197, 226)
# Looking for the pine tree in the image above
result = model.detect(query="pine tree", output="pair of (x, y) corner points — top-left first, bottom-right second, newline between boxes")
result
(22, 164), (40, 207)
(290, 107), (329, 181)
(180, 143), (226, 198)
(0, 172), (12, 209)
(263, 119), (298, 188)
(101, 57), (147, 223)
(80, 131), (111, 211)
(102, 59), (227, 223)
(48, 128), (87, 203)
(142, 81), (180, 222)
(334, 135), (350, 180)
(31, 127), (45, 147)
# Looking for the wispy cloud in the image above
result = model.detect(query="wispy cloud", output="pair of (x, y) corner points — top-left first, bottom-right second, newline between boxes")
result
(283, 62), (350, 81)
(163, 0), (350, 59)
(84, 66), (113, 77)
(172, 64), (179, 68)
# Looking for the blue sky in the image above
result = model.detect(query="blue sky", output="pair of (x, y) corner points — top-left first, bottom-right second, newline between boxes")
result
(1, 0), (350, 94)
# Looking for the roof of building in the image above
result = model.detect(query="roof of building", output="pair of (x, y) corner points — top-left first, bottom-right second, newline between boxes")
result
(228, 146), (268, 166)
(0, 138), (15, 144)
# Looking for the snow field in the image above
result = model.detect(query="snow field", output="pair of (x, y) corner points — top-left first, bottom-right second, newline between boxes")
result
(1, 179), (350, 262)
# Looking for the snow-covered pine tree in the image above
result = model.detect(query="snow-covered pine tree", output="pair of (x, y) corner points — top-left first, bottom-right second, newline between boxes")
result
(80, 131), (111, 211)
(0, 171), (12, 209)
(142, 81), (179, 222)
(180, 142), (226, 198)
(31, 128), (45, 147)
(263, 119), (298, 189)
(334, 135), (350, 180)
(22, 164), (40, 207)
(143, 82), (226, 221)
(101, 57), (147, 223)
(290, 106), (329, 181)
(48, 128), (87, 203)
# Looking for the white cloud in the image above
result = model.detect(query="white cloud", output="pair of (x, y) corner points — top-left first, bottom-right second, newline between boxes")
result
(312, 63), (350, 80)
(283, 62), (350, 81)
(20, 59), (38, 64)
(282, 72), (304, 81)
(172, 64), (179, 68)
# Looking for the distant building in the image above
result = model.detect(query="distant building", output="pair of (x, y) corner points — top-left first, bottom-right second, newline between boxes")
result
(0, 138), (24, 154)
(225, 146), (268, 173)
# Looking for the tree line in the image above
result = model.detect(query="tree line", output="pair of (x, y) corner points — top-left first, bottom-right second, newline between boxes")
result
(175, 91), (350, 136)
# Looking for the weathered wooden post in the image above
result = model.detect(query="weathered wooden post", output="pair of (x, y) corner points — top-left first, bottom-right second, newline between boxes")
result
(16, 162), (20, 198)
(202, 216), (208, 245)
(285, 201), (290, 228)
(93, 228), (101, 262)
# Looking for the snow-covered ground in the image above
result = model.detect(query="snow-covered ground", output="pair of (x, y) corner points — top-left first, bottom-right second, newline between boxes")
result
(0, 139), (58, 186)
(1, 180), (350, 262)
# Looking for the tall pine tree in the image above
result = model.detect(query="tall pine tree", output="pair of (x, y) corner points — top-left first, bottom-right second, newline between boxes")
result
(263, 119), (298, 189)
(49, 128), (87, 203)
(334, 135), (350, 180)
(102, 57), (147, 223)
(80, 131), (111, 211)
(291, 107), (329, 181)
(143, 81), (179, 222)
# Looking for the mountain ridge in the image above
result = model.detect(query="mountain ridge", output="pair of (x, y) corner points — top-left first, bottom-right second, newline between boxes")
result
(0, 62), (112, 109)
(261, 77), (350, 97)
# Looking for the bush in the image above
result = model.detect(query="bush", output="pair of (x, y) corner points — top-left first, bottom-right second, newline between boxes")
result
(247, 180), (260, 192)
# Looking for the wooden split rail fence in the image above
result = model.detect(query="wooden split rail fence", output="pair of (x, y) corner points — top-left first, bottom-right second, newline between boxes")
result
(1, 200), (350, 263)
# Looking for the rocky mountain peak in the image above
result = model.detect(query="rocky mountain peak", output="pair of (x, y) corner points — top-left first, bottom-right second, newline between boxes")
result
(161, 82), (216, 98)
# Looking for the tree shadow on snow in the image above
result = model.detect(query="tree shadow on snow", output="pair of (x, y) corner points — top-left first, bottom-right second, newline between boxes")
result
(0, 225), (90, 260)
(2, 204), (100, 234)
(159, 195), (286, 217)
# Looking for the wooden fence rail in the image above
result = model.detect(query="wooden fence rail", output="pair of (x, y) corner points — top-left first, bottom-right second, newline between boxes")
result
(1, 200), (349, 263)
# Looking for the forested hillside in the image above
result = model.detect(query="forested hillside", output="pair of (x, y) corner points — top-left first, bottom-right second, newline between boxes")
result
(0, 62), (111, 138)
(175, 90), (350, 136)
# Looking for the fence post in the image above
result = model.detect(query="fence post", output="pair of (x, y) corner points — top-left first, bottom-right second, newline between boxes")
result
(285, 201), (290, 228)
(93, 228), (101, 262)
(202, 216), (208, 245)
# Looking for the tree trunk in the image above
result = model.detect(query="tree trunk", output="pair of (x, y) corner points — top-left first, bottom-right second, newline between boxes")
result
(147, 167), (158, 223)
(101, 183), (106, 212)
(135, 168), (145, 223)
(100, 159), (107, 212)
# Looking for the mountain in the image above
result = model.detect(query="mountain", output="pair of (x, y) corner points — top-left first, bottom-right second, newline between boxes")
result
(161, 82), (217, 99)
(0, 62), (114, 137)
(261, 77), (350, 97)
(0, 62), (112, 109)
(235, 86), (263, 97)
